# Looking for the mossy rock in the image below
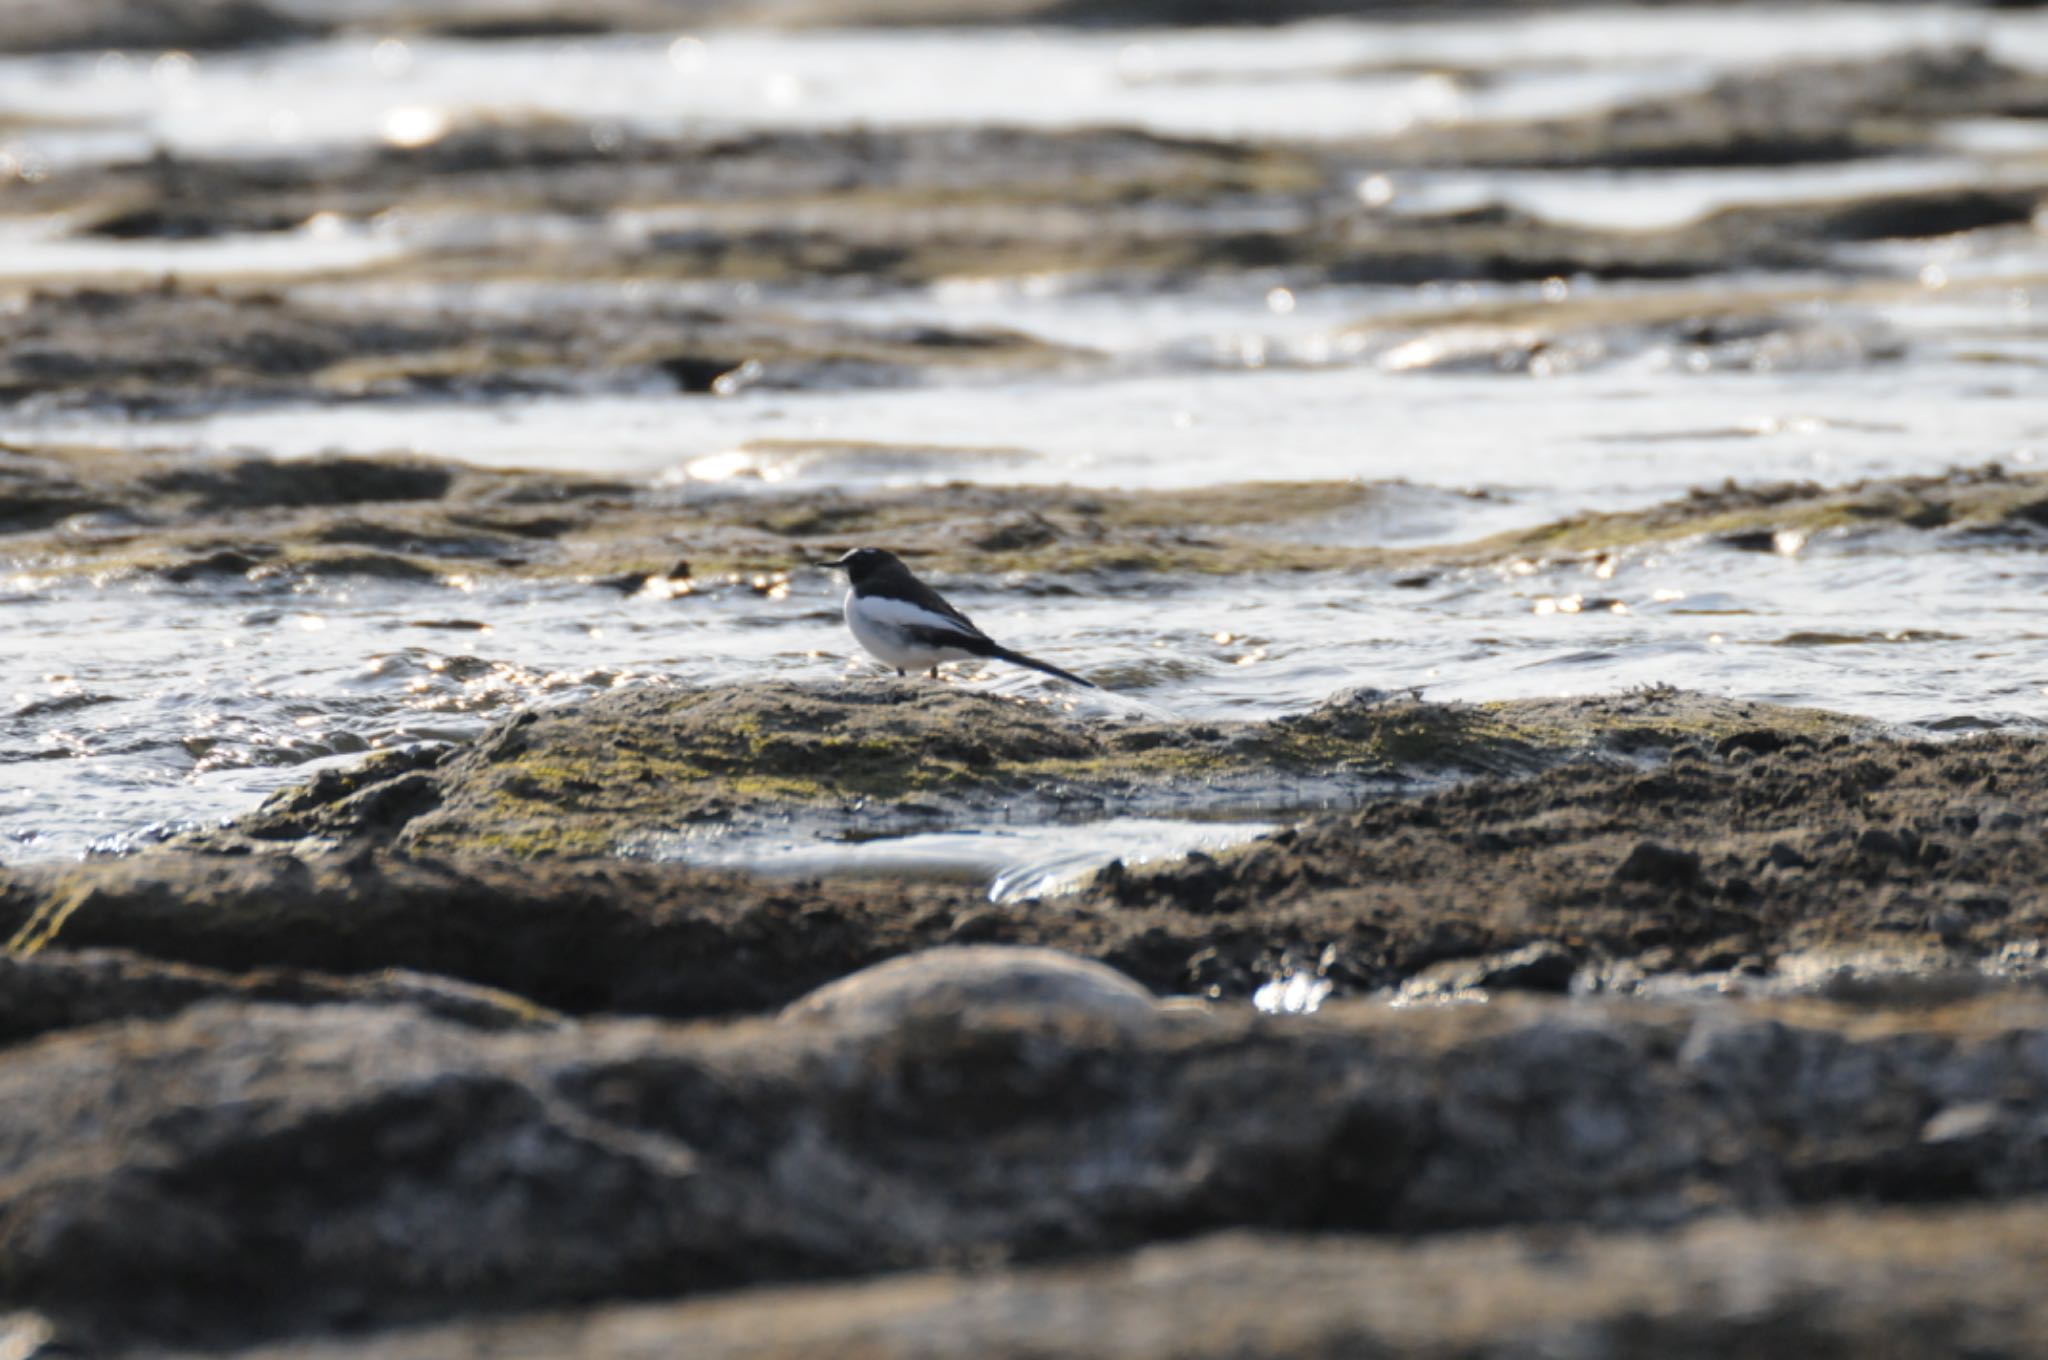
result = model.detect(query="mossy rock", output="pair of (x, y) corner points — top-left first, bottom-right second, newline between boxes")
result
(220, 680), (1877, 860)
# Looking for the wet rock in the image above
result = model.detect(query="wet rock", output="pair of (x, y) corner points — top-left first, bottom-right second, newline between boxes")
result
(4, 692), (2042, 1015)
(5, 444), (2045, 586)
(0, 288), (456, 409)
(157, 547), (271, 582)
(781, 945), (1160, 1027)
(1401, 941), (1580, 1001)
(3, 991), (2045, 1349)
(0, 287), (1079, 414)
(197, 1203), (2048, 1359)
(206, 680), (1869, 859)
(0, 440), (1386, 581)
(248, 748), (449, 840)
(344, 158), (2035, 291)
(1094, 726), (2048, 991)
(1712, 185), (2043, 251)
(1717, 728), (1791, 757)
(1468, 463), (2048, 562)
(1373, 46), (2048, 170)
(0, 946), (553, 1044)
(1767, 841), (1813, 871)
(654, 354), (752, 394)
(1614, 840), (1702, 886)
(0, 849), (963, 1019)
(0, 446), (115, 531)
(0, 444), (638, 582)
(970, 512), (1063, 552)
(0, 0), (320, 54)
(26, 86), (2034, 319)
(10, 0), (1563, 53)
(140, 455), (455, 511)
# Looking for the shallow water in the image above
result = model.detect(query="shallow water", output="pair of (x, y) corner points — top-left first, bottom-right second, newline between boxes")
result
(3, 5), (2047, 886)
(5, 514), (2042, 868)
(649, 815), (1279, 902)
(15, 8), (2041, 166)
(40, 330), (2042, 510)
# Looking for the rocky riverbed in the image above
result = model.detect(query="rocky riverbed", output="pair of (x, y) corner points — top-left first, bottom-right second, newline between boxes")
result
(6, 0), (2048, 1354)
(5, 676), (2048, 1353)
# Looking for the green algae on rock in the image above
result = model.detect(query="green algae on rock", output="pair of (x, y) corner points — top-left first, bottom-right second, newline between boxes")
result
(213, 679), (1874, 860)
(4, 698), (2044, 1029)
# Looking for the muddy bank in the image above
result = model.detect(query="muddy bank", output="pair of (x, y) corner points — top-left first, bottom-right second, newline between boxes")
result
(3, 978), (2046, 1349)
(4, 442), (2046, 583)
(190, 1202), (2048, 1359)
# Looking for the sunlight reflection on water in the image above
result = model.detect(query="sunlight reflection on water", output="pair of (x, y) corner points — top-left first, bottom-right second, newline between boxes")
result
(2, 522), (2041, 867)
(3, 5), (2047, 876)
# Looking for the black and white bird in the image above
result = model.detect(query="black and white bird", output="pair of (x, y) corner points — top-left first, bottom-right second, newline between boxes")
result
(821, 547), (1097, 688)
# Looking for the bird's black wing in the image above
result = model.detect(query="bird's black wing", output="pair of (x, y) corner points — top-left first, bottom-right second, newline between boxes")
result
(882, 571), (989, 640)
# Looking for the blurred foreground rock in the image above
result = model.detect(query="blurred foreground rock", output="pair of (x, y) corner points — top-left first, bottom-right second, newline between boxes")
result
(2, 960), (2044, 1350)
(196, 1204), (2048, 1359)
(3, 690), (2047, 1357)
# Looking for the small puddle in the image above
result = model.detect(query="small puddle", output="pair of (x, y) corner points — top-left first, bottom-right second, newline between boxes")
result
(646, 815), (1275, 903)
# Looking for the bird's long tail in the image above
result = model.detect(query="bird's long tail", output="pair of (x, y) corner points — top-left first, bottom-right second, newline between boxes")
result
(989, 645), (1098, 689)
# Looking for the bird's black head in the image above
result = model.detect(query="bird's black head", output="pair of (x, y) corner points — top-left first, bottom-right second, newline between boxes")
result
(820, 547), (903, 586)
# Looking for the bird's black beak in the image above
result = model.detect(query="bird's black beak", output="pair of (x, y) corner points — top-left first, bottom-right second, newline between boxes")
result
(817, 551), (853, 569)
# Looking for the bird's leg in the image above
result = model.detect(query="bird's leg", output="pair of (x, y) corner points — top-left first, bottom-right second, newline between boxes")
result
(927, 667), (939, 679)
(896, 668), (906, 677)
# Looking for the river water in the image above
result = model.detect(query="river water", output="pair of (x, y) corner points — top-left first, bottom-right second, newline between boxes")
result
(3, 5), (2046, 882)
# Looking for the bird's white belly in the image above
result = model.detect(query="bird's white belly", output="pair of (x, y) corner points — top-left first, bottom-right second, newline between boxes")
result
(845, 592), (979, 670)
